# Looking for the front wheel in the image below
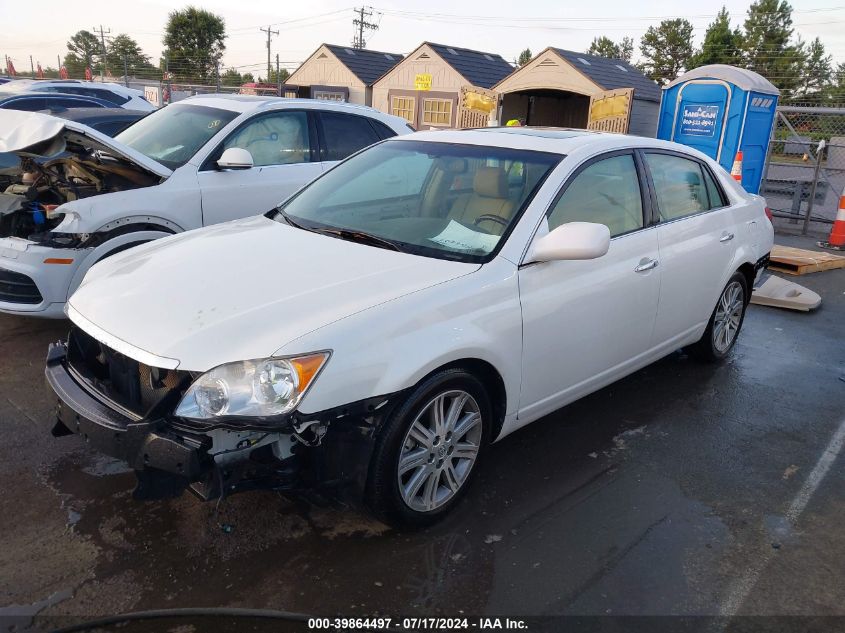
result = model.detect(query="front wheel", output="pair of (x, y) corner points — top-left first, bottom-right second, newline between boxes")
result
(365, 369), (490, 527)
(688, 272), (749, 362)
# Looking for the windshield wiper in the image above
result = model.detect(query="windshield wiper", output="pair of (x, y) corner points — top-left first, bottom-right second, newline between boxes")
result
(314, 227), (401, 251)
(275, 208), (315, 232)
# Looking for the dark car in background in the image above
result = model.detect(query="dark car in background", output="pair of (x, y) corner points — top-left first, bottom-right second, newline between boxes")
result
(52, 107), (147, 136)
(0, 92), (115, 113)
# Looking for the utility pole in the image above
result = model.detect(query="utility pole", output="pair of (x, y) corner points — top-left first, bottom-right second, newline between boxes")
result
(352, 6), (379, 49)
(260, 25), (279, 83)
(276, 53), (281, 96)
(123, 54), (129, 87)
(92, 24), (111, 80)
(30, 55), (34, 78)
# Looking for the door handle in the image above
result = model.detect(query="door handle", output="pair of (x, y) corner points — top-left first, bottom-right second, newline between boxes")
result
(634, 258), (659, 273)
(720, 232), (735, 242)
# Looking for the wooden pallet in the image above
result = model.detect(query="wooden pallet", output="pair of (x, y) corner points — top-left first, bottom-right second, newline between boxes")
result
(768, 245), (845, 276)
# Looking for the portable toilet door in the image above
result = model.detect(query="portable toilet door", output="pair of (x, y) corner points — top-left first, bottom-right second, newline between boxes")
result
(664, 79), (733, 161)
(657, 65), (779, 194)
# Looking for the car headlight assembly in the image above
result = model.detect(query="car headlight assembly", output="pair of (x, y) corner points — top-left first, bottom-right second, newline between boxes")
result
(174, 352), (330, 421)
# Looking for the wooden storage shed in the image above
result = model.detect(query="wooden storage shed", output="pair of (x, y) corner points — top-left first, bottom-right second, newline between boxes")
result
(493, 48), (661, 136)
(371, 42), (513, 129)
(286, 44), (403, 106)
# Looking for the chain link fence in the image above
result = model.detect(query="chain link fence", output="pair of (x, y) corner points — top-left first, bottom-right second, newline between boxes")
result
(762, 105), (845, 234)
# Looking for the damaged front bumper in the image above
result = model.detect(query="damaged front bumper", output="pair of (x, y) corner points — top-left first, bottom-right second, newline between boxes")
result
(45, 341), (404, 503)
(0, 237), (90, 317)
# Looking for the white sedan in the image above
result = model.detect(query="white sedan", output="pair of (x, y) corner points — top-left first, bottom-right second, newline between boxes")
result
(46, 128), (773, 526)
(0, 96), (409, 317)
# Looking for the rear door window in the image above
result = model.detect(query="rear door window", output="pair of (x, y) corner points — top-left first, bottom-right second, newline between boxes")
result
(318, 112), (381, 162)
(645, 153), (715, 221)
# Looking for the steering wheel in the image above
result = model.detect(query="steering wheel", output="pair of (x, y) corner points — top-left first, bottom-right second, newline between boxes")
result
(473, 214), (508, 228)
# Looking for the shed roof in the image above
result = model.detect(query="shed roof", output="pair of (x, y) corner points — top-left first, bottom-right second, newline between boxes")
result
(426, 43), (514, 89)
(665, 64), (780, 95)
(552, 49), (662, 102)
(322, 44), (404, 86)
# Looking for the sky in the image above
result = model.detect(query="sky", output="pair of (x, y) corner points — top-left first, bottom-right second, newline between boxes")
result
(2, 0), (845, 76)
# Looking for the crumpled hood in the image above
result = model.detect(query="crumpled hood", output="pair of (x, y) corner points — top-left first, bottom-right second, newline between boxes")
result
(68, 216), (478, 371)
(0, 109), (170, 178)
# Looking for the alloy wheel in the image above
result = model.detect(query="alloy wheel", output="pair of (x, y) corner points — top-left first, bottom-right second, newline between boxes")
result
(397, 389), (483, 512)
(712, 281), (745, 353)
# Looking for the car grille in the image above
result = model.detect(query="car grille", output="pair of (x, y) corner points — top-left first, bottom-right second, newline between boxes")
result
(66, 326), (189, 419)
(0, 269), (42, 304)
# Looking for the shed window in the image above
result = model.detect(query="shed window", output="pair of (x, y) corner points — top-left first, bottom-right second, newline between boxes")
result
(422, 98), (452, 126)
(391, 96), (416, 123)
(313, 91), (345, 101)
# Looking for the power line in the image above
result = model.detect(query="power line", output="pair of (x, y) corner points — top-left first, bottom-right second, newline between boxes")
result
(352, 6), (379, 49)
(92, 24), (111, 80)
(259, 25), (279, 81)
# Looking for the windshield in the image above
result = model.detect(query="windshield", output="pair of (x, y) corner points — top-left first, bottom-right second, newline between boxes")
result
(114, 103), (237, 169)
(279, 140), (561, 263)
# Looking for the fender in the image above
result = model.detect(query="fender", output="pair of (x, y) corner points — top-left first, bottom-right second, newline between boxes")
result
(67, 229), (176, 299)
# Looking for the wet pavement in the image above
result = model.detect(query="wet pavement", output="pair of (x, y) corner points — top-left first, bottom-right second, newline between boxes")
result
(1, 232), (843, 632)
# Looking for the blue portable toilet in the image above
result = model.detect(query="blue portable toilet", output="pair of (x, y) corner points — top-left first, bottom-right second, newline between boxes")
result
(656, 64), (779, 194)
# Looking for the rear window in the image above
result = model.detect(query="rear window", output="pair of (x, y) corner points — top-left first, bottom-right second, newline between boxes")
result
(318, 112), (381, 161)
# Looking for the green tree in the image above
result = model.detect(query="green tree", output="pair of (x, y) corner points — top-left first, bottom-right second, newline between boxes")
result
(690, 7), (742, 68)
(639, 19), (694, 83)
(516, 48), (532, 66)
(798, 37), (832, 101)
(107, 34), (157, 78)
(63, 30), (101, 77)
(220, 67), (243, 87)
(587, 36), (633, 62)
(163, 6), (226, 83)
(266, 67), (290, 84)
(741, 0), (805, 94)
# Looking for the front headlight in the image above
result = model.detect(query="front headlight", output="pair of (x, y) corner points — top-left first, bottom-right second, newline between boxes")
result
(174, 352), (330, 420)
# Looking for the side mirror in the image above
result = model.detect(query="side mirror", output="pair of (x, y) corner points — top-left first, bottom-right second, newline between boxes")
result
(526, 222), (610, 263)
(217, 147), (254, 170)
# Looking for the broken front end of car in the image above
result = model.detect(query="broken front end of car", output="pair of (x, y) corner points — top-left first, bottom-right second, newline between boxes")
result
(0, 111), (163, 315)
(46, 324), (404, 502)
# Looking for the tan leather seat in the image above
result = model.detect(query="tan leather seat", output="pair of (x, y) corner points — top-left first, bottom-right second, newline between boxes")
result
(450, 167), (515, 235)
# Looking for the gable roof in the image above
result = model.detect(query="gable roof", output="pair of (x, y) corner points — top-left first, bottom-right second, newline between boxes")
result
(553, 49), (661, 102)
(425, 43), (514, 89)
(322, 44), (404, 86)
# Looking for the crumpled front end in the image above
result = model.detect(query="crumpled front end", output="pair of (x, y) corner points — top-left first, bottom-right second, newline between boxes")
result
(45, 326), (403, 502)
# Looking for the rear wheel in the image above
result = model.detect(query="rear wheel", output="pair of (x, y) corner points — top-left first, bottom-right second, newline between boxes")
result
(688, 272), (748, 362)
(366, 369), (490, 527)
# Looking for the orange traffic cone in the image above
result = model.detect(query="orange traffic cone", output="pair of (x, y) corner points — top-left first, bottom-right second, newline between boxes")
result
(817, 188), (845, 251)
(730, 151), (743, 184)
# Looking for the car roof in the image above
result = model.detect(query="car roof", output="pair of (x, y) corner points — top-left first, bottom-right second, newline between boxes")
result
(0, 91), (112, 103)
(175, 94), (405, 121)
(392, 127), (716, 160)
(52, 107), (147, 122)
(0, 79), (138, 93)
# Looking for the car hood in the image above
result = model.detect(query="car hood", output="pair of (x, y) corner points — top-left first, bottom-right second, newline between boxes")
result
(0, 109), (170, 178)
(68, 216), (479, 371)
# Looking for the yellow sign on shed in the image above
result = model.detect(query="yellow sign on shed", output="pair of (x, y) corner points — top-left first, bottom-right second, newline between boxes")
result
(414, 73), (432, 91)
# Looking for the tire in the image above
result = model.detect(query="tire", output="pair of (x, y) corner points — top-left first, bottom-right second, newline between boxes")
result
(687, 272), (749, 362)
(365, 368), (492, 528)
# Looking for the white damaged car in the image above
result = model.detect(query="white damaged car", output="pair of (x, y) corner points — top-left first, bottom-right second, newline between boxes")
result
(46, 129), (773, 526)
(0, 96), (409, 317)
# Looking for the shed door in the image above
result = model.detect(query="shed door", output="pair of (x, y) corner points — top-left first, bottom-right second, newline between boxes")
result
(587, 88), (634, 133)
(458, 86), (497, 129)
(670, 80), (731, 161)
